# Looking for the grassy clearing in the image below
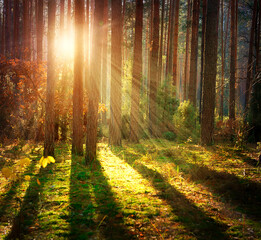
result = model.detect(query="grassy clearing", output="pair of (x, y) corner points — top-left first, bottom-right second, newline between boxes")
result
(0, 139), (260, 239)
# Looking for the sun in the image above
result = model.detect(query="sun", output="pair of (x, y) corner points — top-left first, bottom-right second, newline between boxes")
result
(56, 32), (75, 60)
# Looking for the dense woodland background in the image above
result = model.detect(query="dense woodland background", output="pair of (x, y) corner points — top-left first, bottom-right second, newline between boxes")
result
(0, 0), (261, 239)
(0, 0), (260, 157)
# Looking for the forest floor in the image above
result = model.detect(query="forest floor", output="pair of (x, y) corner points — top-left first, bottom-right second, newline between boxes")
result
(0, 139), (261, 240)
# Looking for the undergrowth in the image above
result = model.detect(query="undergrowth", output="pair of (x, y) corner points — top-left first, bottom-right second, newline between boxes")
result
(0, 140), (260, 239)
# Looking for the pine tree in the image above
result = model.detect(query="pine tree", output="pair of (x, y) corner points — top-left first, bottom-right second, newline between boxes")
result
(23, 0), (30, 60)
(149, 0), (159, 136)
(13, 0), (20, 58)
(110, 0), (123, 145)
(36, 0), (43, 61)
(201, 0), (220, 145)
(130, 0), (143, 142)
(188, 0), (199, 107)
(102, 0), (108, 125)
(245, 0), (258, 113)
(72, 0), (85, 155)
(86, 0), (104, 162)
(172, 0), (180, 87)
(44, 0), (56, 157)
(183, 0), (191, 100)
(229, 0), (236, 120)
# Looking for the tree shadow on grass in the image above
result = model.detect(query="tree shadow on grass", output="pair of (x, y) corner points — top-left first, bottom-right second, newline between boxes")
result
(91, 158), (136, 240)
(149, 147), (261, 220)
(69, 156), (135, 240)
(5, 162), (51, 239)
(179, 161), (261, 219)
(0, 159), (37, 223)
(112, 148), (228, 240)
(207, 145), (260, 167)
(127, 144), (261, 220)
(68, 155), (95, 239)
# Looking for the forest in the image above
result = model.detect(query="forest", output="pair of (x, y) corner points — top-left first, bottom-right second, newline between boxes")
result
(0, 0), (261, 239)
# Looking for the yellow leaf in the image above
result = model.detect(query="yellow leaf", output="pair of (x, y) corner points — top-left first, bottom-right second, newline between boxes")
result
(42, 158), (48, 168)
(39, 156), (44, 165)
(19, 158), (31, 167)
(47, 156), (55, 163)
(1, 167), (12, 179)
(25, 175), (31, 181)
(37, 179), (41, 185)
(11, 174), (17, 181)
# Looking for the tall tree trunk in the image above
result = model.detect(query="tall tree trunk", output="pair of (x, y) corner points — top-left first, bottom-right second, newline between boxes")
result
(201, 0), (220, 145)
(158, 0), (165, 84)
(60, 0), (65, 30)
(102, 0), (108, 125)
(162, 0), (173, 123)
(29, 0), (33, 60)
(183, 0), (191, 101)
(251, 1), (261, 142)
(199, 0), (207, 121)
(122, 0), (126, 63)
(72, 0), (84, 155)
(188, 0), (199, 107)
(220, 1), (231, 119)
(245, 0), (258, 113)
(149, 0), (159, 136)
(130, 0), (143, 142)
(229, 0), (236, 120)
(235, 0), (239, 112)
(165, 0), (174, 78)
(68, 0), (71, 29)
(172, 0), (180, 88)
(255, 1), (260, 71)
(4, 0), (11, 56)
(44, 0), (56, 157)
(219, 0), (224, 120)
(23, 0), (30, 60)
(86, 0), (104, 161)
(109, 0), (122, 145)
(13, 0), (20, 58)
(85, 0), (90, 70)
(37, 0), (43, 61)
(147, 1), (154, 89)
(0, 4), (3, 55)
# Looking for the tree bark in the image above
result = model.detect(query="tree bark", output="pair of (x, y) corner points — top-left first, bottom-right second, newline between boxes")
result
(23, 0), (30, 60)
(188, 0), (200, 107)
(199, 0), (207, 121)
(13, 0), (20, 58)
(201, 0), (220, 145)
(68, 0), (71, 29)
(86, 0), (104, 161)
(4, 0), (11, 56)
(219, 0), (224, 121)
(149, 0), (160, 136)
(109, 0), (123, 145)
(158, 0), (165, 84)
(44, 0), (56, 157)
(72, 0), (84, 155)
(245, 0), (258, 113)
(130, 0), (143, 142)
(102, 0), (108, 125)
(172, 0), (180, 88)
(229, 0), (236, 120)
(183, 0), (191, 101)
(37, 0), (43, 61)
(0, 4), (3, 55)
(165, 0), (174, 78)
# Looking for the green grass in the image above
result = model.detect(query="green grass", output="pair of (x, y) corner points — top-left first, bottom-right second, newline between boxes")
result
(0, 140), (261, 239)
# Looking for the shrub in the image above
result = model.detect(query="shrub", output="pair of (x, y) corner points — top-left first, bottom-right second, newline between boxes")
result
(163, 131), (177, 141)
(173, 101), (199, 142)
